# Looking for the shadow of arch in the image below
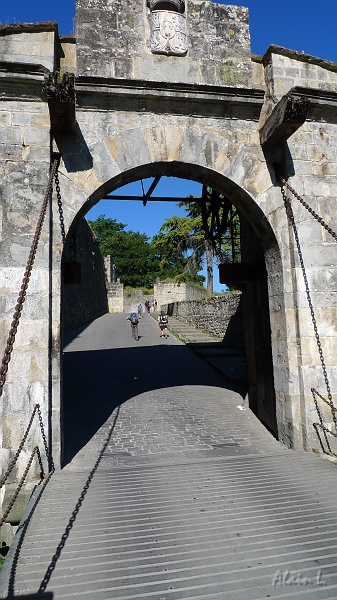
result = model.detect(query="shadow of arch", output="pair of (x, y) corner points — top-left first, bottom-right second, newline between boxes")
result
(61, 162), (286, 453)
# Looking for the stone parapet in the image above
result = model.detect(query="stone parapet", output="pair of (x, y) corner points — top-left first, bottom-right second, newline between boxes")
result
(261, 45), (337, 126)
(154, 282), (207, 308)
(165, 293), (244, 350)
(0, 23), (61, 72)
(76, 0), (254, 87)
(107, 282), (124, 313)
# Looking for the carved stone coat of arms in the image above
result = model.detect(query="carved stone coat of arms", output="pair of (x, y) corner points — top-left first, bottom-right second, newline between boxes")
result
(149, 10), (187, 56)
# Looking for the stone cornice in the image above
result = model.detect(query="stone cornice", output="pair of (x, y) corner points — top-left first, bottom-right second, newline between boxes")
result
(0, 62), (48, 101)
(290, 85), (337, 104)
(75, 76), (265, 120)
(0, 22), (59, 36)
(251, 54), (263, 64)
(290, 86), (337, 120)
(60, 35), (76, 44)
(0, 61), (49, 75)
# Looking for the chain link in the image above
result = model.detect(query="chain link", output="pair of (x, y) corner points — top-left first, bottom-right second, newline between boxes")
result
(0, 405), (39, 489)
(37, 404), (55, 473)
(281, 179), (337, 242)
(311, 388), (333, 453)
(55, 169), (66, 245)
(281, 186), (337, 434)
(0, 404), (53, 528)
(0, 155), (61, 398)
(0, 447), (42, 528)
(0, 404), (53, 488)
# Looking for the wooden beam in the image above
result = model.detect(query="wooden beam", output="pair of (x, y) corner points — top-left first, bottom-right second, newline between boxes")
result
(218, 263), (250, 285)
(260, 95), (309, 150)
(45, 72), (76, 136)
(102, 195), (202, 202)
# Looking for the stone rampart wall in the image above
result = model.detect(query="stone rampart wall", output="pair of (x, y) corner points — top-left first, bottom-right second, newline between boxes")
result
(107, 282), (124, 313)
(0, 23), (60, 71)
(63, 218), (108, 333)
(154, 282), (206, 308)
(123, 289), (154, 315)
(265, 47), (337, 100)
(166, 294), (244, 351)
(76, 0), (253, 87)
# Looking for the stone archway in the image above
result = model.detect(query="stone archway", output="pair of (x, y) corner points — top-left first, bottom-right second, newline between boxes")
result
(2, 2), (337, 550)
(59, 161), (285, 462)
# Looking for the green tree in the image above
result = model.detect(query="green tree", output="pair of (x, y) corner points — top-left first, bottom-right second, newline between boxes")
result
(88, 215), (161, 288)
(151, 215), (205, 287)
(183, 189), (241, 292)
(153, 187), (241, 294)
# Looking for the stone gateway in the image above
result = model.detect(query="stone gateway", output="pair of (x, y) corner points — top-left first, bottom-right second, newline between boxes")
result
(1, 0), (337, 489)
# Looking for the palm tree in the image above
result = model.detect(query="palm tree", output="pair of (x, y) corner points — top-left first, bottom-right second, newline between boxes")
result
(153, 186), (241, 294)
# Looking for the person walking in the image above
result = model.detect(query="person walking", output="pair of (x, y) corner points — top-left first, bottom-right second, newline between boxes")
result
(158, 310), (169, 338)
(126, 312), (139, 340)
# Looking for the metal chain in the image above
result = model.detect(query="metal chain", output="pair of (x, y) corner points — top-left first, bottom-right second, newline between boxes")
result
(281, 179), (337, 242)
(0, 155), (61, 399)
(37, 404), (54, 472)
(0, 158), (62, 529)
(0, 405), (39, 489)
(311, 388), (332, 452)
(0, 447), (41, 528)
(0, 403), (53, 489)
(281, 186), (337, 431)
(55, 169), (66, 245)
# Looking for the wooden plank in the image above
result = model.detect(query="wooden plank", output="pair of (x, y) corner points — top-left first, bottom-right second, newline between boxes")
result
(45, 72), (76, 136)
(260, 95), (309, 150)
(218, 262), (250, 285)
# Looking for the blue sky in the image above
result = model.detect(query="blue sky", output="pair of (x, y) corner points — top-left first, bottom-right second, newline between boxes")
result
(2, 0), (337, 289)
(2, 0), (337, 60)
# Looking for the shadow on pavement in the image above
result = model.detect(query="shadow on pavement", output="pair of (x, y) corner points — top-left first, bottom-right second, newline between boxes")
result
(1, 595), (53, 599)
(62, 342), (248, 466)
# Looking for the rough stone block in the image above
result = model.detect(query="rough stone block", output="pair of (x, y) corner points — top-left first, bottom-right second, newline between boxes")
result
(0, 28), (57, 71)
(23, 128), (50, 147)
(2, 482), (36, 523)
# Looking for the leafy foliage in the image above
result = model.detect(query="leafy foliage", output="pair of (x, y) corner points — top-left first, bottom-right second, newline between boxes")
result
(88, 188), (241, 292)
(152, 215), (205, 286)
(180, 190), (241, 264)
(88, 215), (161, 288)
(152, 189), (241, 294)
(87, 215), (125, 255)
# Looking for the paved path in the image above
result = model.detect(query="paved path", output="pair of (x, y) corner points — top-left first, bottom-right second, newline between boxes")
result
(1, 313), (337, 599)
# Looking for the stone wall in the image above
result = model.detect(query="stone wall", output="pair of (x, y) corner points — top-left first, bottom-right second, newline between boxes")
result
(63, 218), (108, 333)
(266, 46), (337, 97)
(76, 0), (252, 86)
(105, 281), (207, 315)
(165, 294), (244, 350)
(107, 282), (124, 313)
(154, 282), (207, 308)
(261, 45), (337, 125)
(1, 5), (337, 478)
(0, 23), (61, 71)
(60, 35), (76, 75)
(123, 289), (154, 315)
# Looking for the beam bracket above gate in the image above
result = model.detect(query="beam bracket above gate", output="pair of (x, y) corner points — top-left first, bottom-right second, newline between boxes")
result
(259, 93), (310, 151)
(45, 72), (76, 137)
